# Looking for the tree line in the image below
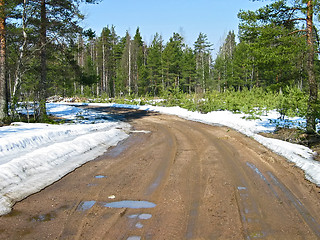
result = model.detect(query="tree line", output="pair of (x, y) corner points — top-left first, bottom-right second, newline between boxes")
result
(0, 0), (320, 132)
(214, 0), (320, 133)
(76, 28), (214, 98)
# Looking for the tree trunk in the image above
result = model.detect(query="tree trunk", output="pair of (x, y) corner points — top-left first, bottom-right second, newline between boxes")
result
(0, 0), (7, 121)
(95, 43), (99, 96)
(39, 0), (47, 121)
(12, 0), (28, 114)
(306, 0), (318, 133)
(102, 42), (106, 92)
(128, 40), (131, 96)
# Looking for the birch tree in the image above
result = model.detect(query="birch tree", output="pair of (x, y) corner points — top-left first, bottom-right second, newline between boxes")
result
(0, 0), (7, 121)
(194, 32), (213, 93)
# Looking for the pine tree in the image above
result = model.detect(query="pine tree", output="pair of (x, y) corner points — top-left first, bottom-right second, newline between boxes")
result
(132, 27), (144, 94)
(182, 46), (196, 94)
(162, 33), (184, 90)
(23, 0), (98, 120)
(213, 31), (236, 91)
(243, 0), (319, 132)
(147, 33), (164, 95)
(194, 32), (213, 93)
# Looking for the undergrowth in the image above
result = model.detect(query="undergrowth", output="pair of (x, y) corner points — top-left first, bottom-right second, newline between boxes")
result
(96, 87), (308, 120)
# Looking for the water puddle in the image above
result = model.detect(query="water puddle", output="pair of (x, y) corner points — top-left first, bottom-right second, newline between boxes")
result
(246, 162), (280, 200)
(128, 213), (152, 220)
(235, 182), (266, 239)
(146, 173), (163, 195)
(103, 200), (156, 209)
(104, 139), (130, 158)
(135, 222), (144, 229)
(77, 201), (96, 211)
(30, 212), (56, 222)
(249, 232), (266, 238)
(138, 213), (152, 220)
(127, 236), (141, 240)
(95, 175), (107, 179)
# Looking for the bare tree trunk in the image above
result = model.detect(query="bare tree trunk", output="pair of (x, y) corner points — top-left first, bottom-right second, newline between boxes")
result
(0, 0), (7, 120)
(202, 53), (205, 93)
(128, 40), (131, 96)
(12, 0), (28, 104)
(102, 43), (105, 92)
(306, 0), (318, 133)
(95, 43), (99, 96)
(39, 0), (47, 121)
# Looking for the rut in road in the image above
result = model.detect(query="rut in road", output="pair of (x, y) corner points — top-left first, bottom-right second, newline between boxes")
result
(1, 109), (320, 240)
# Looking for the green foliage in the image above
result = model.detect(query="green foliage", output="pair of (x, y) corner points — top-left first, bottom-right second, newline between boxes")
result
(276, 87), (308, 118)
(154, 87), (308, 121)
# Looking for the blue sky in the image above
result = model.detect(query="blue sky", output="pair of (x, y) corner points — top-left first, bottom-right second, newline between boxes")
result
(80, 0), (270, 55)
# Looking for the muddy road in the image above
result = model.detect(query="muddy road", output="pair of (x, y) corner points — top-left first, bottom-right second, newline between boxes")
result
(1, 108), (320, 240)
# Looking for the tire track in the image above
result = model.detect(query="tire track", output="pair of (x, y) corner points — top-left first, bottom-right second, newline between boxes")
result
(1, 110), (320, 240)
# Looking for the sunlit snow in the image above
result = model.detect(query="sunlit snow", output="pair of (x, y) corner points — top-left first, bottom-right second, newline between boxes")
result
(0, 104), (130, 215)
(78, 102), (320, 186)
(0, 101), (319, 216)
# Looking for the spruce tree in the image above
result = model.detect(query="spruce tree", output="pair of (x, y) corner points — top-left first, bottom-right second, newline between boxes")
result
(147, 33), (164, 96)
(163, 33), (184, 90)
(248, 0), (320, 132)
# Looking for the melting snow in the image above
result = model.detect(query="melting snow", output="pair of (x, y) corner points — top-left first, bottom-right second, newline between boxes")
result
(1, 101), (320, 216)
(0, 103), (130, 215)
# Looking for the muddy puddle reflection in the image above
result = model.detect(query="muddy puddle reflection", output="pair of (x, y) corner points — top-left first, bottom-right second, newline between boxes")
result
(103, 200), (156, 209)
(77, 201), (96, 211)
(94, 175), (107, 179)
(30, 212), (56, 222)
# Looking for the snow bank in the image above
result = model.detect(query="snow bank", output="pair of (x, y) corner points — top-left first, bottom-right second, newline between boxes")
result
(0, 105), (130, 216)
(1, 101), (319, 216)
(83, 103), (320, 187)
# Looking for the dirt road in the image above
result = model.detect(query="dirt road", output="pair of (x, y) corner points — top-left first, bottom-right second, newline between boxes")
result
(1, 108), (320, 240)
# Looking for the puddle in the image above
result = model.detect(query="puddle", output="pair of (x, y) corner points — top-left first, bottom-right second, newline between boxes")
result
(146, 173), (163, 195)
(77, 201), (96, 211)
(246, 162), (280, 200)
(127, 236), (141, 240)
(128, 213), (152, 220)
(237, 186), (247, 190)
(104, 139), (130, 158)
(250, 232), (266, 238)
(138, 213), (152, 220)
(95, 175), (107, 179)
(104, 200), (156, 209)
(135, 222), (144, 229)
(30, 212), (55, 222)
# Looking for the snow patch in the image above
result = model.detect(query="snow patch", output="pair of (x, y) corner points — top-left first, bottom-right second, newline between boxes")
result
(87, 103), (320, 186)
(0, 104), (130, 215)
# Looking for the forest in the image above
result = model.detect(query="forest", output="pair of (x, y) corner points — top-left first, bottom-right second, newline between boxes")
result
(0, 0), (320, 132)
